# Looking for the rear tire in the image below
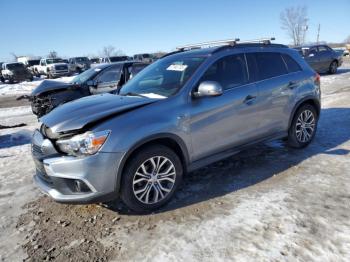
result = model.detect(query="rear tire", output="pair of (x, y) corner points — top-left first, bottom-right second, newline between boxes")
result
(120, 145), (183, 212)
(328, 60), (338, 74)
(287, 104), (318, 148)
(0, 76), (4, 83)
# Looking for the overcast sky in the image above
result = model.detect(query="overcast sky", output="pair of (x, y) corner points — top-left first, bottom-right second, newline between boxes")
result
(1, 0), (349, 61)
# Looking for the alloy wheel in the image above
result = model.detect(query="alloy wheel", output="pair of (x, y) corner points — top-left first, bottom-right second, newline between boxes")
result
(132, 156), (176, 204)
(295, 109), (316, 143)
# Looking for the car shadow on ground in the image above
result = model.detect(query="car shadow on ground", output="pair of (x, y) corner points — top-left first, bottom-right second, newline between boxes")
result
(320, 68), (350, 76)
(0, 130), (32, 149)
(108, 107), (350, 215)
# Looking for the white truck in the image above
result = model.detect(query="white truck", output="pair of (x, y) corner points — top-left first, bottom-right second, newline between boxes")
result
(33, 58), (70, 79)
(17, 56), (41, 75)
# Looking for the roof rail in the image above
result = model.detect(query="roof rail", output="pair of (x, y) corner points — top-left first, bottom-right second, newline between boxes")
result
(176, 37), (276, 51)
(176, 38), (240, 51)
(237, 37), (275, 45)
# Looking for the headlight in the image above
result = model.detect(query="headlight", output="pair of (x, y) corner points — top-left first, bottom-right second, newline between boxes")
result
(7, 71), (14, 75)
(56, 130), (110, 156)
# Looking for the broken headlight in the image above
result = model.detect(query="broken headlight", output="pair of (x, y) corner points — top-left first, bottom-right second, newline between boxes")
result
(56, 130), (110, 156)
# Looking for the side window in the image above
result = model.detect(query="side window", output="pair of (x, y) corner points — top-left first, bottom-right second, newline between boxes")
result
(245, 53), (259, 82)
(95, 66), (121, 83)
(318, 46), (328, 52)
(254, 52), (288, 80)
(200, 54), (248, 90)
(281, 54), (302, 73)
(308, 47), (318, 56)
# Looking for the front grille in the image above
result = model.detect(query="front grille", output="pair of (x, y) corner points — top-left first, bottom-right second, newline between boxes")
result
(32, 144), (43, 155)
(55, 65), (68, 71)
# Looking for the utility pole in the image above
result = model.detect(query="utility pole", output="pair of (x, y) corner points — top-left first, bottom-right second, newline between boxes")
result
(316, 23), (320, 44)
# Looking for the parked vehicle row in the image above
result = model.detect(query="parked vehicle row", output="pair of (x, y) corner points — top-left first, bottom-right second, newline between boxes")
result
(31, 61), (149, 117)
(31, 38), (321, 212)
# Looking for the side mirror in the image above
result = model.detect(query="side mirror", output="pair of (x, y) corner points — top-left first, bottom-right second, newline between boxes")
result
(308, 53), (315, 57)
(193, 81), (223, 98)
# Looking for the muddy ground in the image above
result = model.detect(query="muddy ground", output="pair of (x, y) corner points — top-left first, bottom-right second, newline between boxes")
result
(0, 59), (350, 261)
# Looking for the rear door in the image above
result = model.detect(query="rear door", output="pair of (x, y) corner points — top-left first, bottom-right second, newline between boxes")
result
(189, 53), (260, 161)
(247, 52), (295, 135)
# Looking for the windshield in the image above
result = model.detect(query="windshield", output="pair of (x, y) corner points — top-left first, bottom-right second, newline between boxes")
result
(75, 57), (89, 63)
(7, 63), (26, 70)
(109, 56), (128, 62)
(47, 59), (64, 64)
(90, 58), (99, 63)
(27, 60), (40, 66)
(70, 67), (102, 84)
(119, 56), (205, 98)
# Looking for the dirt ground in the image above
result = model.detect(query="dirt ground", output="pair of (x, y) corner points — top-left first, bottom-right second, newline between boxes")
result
(1, 59), (350, 261)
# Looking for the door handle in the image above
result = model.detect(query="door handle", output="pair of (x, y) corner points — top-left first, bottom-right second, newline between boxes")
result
(288, 81), (298, 89)
(243, 95), (256, 104)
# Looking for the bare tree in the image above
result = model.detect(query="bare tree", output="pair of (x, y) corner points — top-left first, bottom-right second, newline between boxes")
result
(280, 6), (308, 46)
(100, 46), (125, 57)
(47, 51), (58, 58)
(9, 52), (18, 62)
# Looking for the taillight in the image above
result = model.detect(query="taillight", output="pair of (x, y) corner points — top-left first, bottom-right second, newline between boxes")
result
(314, 73), (320, 86)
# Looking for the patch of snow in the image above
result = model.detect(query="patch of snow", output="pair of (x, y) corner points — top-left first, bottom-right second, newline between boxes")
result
(0, 76), (74, 96)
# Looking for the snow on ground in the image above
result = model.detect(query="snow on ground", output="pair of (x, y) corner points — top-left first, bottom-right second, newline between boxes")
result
(0, 59), (349, 261)
(0, 76), (74, 96)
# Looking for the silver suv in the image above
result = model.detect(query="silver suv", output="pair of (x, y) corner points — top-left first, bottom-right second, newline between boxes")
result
(32, 38), (321, 212)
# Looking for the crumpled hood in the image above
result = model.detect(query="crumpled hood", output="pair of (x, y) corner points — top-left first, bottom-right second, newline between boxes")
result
(32, 80), (75, 96)
(40, 93), (158, 133)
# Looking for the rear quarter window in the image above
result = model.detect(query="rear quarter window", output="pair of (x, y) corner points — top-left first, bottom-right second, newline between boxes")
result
(254, 52), (288, 80)
(282, 54), (302, 73)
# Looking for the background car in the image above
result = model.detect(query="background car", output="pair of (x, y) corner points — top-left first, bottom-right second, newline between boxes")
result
(294, 44), (343, 74)
(99, 56), (129, 64)
(133, 53), (155, 63)
(68, 57), (91, 74)
(1, 62), (33, 83)
(31, 61), (149, 117)
(33, 58), (70, 78)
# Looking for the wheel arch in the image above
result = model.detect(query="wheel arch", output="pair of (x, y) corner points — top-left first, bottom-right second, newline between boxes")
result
(115, 133), (190, 194)
(288, 96), (321, 129)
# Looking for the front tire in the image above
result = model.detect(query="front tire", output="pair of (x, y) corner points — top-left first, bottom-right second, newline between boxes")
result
(287, 104), (318, 148)
(120, 145), (183, 212)
(328, 60), (338, 74)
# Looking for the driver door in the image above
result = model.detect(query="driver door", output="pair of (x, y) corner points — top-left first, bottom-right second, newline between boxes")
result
(189, 54), (259, 161)
(305, 47), (320, 72)
(90, 65), (122, 94)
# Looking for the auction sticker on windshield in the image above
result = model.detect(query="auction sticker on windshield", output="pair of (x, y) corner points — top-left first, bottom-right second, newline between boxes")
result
(167, 64), (188, 71)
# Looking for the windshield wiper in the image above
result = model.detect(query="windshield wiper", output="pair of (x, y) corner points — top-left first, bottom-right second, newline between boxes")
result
(120, 92), (148, 98)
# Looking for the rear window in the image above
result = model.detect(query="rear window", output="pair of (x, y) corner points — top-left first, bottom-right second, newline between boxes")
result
(254, 52), (288, 80)
(282, 54), (302, 73)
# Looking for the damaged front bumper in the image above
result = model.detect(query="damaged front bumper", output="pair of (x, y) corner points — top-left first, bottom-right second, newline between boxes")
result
(32, 129), (124, 204)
